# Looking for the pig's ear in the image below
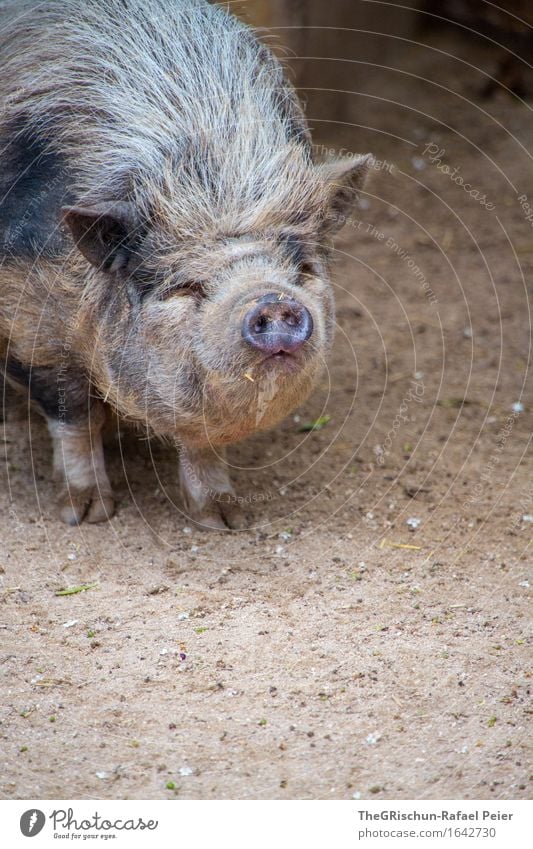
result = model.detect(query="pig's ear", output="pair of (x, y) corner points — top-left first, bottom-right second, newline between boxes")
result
(320, 153), (374, 233)
(62, 201), (139, 272)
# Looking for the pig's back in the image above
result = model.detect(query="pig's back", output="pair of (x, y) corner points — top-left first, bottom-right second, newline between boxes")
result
(0, 0), (309, 221)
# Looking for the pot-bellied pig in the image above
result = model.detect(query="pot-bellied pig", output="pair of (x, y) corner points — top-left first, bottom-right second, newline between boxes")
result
(0, 0), (372, 529)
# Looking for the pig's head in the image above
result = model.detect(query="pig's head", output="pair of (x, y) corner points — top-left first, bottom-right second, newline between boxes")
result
(64, 149), (373, 444)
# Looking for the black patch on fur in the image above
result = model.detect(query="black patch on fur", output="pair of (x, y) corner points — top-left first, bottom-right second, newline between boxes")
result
(0, 120), (73, 258)
(279, 234), (308, 268)
(4, 357), (91, 423)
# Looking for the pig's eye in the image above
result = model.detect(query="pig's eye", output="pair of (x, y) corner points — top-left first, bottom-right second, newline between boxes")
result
(299, 261), (319, 281)
(159, 281), (206, 301)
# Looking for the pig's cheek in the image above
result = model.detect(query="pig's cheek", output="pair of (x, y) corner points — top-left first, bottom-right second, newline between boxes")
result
(193, 337), (237, 376)
(305, 283), (335, 348)
(141, 299), (196, 346)
(193, 307), (237, 373)
(304, 277), (334, 313)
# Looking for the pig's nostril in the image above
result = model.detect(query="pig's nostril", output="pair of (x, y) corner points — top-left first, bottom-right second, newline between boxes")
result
(242, 293), (313, 355)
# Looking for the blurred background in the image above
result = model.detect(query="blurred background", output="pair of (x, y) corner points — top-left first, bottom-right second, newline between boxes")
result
(236, 0), (533, 143)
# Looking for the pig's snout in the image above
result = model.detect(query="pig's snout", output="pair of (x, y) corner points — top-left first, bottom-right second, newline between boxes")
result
(241, 293), (313, 356)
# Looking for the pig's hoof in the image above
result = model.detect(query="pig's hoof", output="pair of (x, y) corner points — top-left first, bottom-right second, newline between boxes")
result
(59, 486), (115, 525)
(188, 497), (248, 532)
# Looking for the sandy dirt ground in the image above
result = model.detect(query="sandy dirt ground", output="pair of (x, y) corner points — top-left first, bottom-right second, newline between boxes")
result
(0, 26), (531, 800)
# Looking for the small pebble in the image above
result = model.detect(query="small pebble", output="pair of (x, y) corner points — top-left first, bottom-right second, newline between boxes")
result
(518, 580), (529, 588)
(95, 771), (109, 780)
(406, 517), (421, 530)
(521, 515), (533, 523)
(177, 612), (189, 621)
(365, 731), (381, 746)
(463, 327), (473, 338)
(62, 620), (78, 628)
(179, 766), (193, 777)
(182, 526), (192, 535)
(511, 402), (524, 413)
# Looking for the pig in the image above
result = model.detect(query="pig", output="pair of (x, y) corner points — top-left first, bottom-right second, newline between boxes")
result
(0, 0), (372, 529)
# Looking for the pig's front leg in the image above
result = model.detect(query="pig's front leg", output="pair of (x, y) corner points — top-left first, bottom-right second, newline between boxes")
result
(178, 443), (247, 531)
(47, 404), (114, 525)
